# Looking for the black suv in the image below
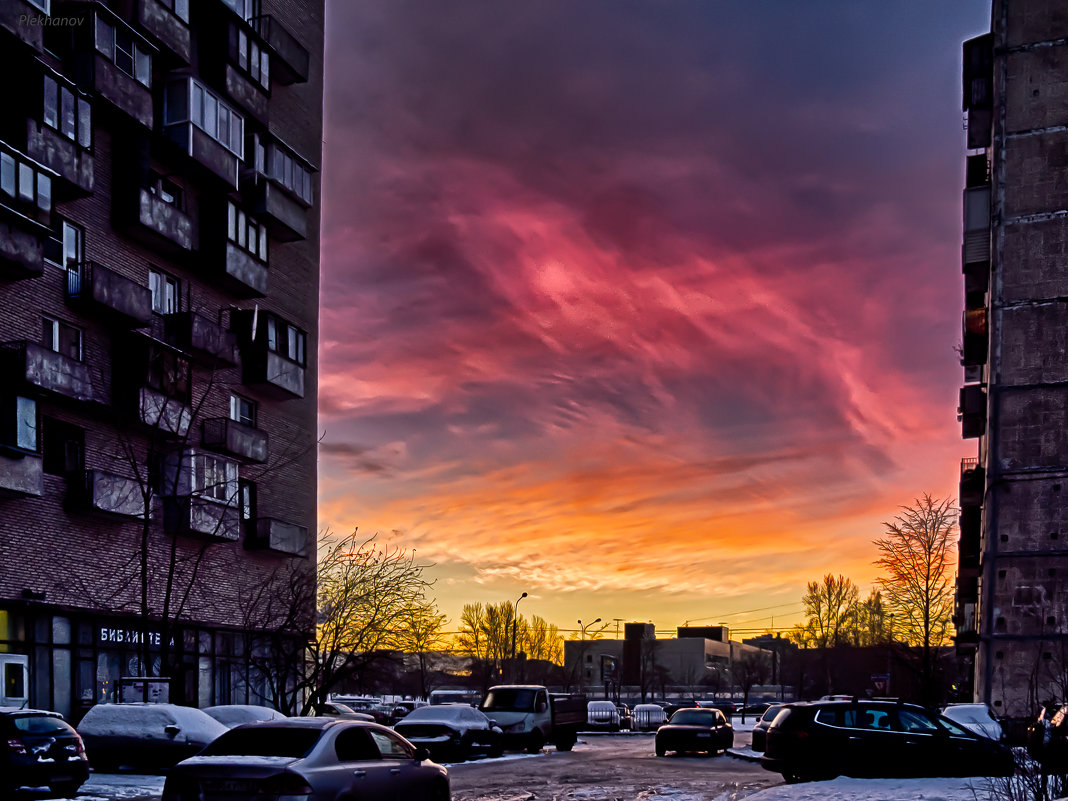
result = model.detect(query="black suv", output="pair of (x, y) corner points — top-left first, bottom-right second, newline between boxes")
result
(1, 708), (89, 796)
(761, 700), (1014, 782)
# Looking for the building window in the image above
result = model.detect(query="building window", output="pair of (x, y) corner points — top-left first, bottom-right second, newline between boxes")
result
(147, 172), (183, 209)
(146, 345), (190, 402)
(268, 145), (312, 204)
(158, 0), (189, 22)
(164, 79), (244, 158)
(222, 0), (259, 21)
(2, 395), (38, 452)
(264, 315), (305, 366)
(28, 0), (49, 14)
(44, 219), (83, 270)
(94, 16), (151, 87)
(42, 418), (84, 476)
(239, 479), (256, 529)
(227, 201), (268, 262)
(149, 269), (180, 315)
(41, 316), (82, 361)
(229, 394), (256, 427)
(235, 28), (269, 91)
(43, 74), (91, 150)
(193, 452), (238, 503)
(0, 145), (52, 215)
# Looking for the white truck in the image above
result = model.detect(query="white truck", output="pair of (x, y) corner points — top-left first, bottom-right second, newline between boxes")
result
(479, 685), (586, 753)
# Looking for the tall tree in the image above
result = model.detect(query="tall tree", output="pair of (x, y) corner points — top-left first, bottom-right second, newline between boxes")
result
(396, 602), (449, 700)
(853, 590), (890, 647)
(793, 574), (859, 648)
(874, 494), (956, 703)
(734, 651), (772, 721)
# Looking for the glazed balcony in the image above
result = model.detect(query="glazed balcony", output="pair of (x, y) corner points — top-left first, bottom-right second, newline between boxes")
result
(242, 136), (314, 242)
(66, 261), (152, 328)
(243, 347), (304, 399)
(958, 505), (981, 571)
(164, 496), (241, 542)
(0, 215), (47, 281)
(68, 469), (147, 518)
(249, 517), (309, 557)
(24, 73), (94, 199)
(3, 340), (96, 403)
(249, 15), (309, 84)
(201, 417), (267, 464)
(0, 452), (43, 497)
(164, 311), (239, 367)
(958, 385), (986, 440)
(221, 241), (268, 297)
(0, 139), (53, 280)
(242, 180), (306, 242)
(135, 0), (191, 64)
(163, 78), (244, 188)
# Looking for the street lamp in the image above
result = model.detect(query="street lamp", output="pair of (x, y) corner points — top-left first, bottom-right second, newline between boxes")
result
(578, 618), (602, 640)
(511, 592), (528, 664)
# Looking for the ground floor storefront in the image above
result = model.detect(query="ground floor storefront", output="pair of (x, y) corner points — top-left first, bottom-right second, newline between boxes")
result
(0, 603), (296, 723)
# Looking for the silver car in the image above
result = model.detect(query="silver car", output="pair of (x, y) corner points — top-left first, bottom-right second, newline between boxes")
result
(162, 718), (449, 801)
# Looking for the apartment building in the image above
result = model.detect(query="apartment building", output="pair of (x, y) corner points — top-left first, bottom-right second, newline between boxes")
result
(956, 0), (1068, 715)
(0, 0), (323, 720)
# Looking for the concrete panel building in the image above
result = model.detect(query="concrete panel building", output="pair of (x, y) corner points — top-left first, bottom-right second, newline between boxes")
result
(0, 0), (323, 719)
(955, 0), (1068, 716)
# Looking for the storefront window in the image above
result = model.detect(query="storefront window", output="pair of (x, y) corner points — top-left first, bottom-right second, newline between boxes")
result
(98, 651), (120, 703)
(53, 649), (71, 719)
(199, 656), (212, 706)
(78, 658), (95, 706)
(52, 616), (71, 645)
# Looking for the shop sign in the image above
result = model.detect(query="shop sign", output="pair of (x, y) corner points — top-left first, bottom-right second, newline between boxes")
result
(97, 625), (170, 647)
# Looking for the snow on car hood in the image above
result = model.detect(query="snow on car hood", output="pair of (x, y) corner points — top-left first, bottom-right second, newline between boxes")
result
(180, 755), (299, 766)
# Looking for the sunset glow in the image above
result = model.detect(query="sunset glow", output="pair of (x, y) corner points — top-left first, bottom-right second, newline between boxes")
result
(317, 2), (991, 634)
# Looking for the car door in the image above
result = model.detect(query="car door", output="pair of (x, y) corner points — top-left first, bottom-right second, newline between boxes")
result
(892, 707), (944, 776)
(334, 727), (394, 798)
(368, 729), (428, 799)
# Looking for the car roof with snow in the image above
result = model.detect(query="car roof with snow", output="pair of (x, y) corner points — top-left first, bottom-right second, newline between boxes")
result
(398, 705), (487, 722)
(77, 703), (228, 739)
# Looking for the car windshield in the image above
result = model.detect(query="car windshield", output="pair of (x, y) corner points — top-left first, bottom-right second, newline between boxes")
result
(403, 707), (469, 723)
(482, 689), (535, 712)
(200, 727), (323, 758)
(670, 710), (717, 726)
(10, 715), (75, 735)
(946, 708), (989, 724)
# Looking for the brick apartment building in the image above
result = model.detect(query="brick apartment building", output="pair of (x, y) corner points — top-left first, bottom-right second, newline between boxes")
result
(956, 0), (1068, 715)
(0, 0), (323, 720)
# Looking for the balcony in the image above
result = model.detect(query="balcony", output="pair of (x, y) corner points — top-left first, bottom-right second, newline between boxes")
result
(242, 135), (314, 242)
(3, 341), (96, 403)
(127, 188), (195, 254)
(959, 385), (986, 440)
(961, 307), (988, 367)
(0, 140), (53, 281)
(138, 386), (191, 437)
(244, 348), (304, 399)
(249, 15), (309, 84)
(248, 517), (309, 557)
(0, 452), (42, 497)
(958, 505), (981, 572)
(959, 458), (984, 508)
(136, 0), (191, 64)
(0, 0), (47, 53)
(88, 53), (154, 129)
(163, 78), (244, 187)
(66, 261), (152, 328)
(164, 311), (239, 367)
(201, 417), (267, 463)
(0, 215), (47, 281)
(164, 496), (241, 542)
(963, 34), (992, 150)
(68, 469), (147, 518)
(25, 118), (93, 198)
(242, 180), (306, 242)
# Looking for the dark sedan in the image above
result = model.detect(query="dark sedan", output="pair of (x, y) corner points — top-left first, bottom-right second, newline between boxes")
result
(655, 708), (733, 757)
(750, 705), (783, 753)
(2, 708), (89, 797)
(162, 718), (449, 801)
(394, 705), (502, 761)
(761, 700), (1015, 782)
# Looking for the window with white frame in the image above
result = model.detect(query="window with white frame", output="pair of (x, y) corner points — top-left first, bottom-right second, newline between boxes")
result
(94, 15), (151, 87)
(264, 315), (306, 366)
(158, 0), (189, 22)
(147, 171), (183, 209)
(43, 74), (91, 149)
(41, 316), (82, 361)
(164, 79), (244, 158)
(3, 395), (38, 452)
(43, 219), (83, 270)
(193, 452), (239, 503)
(149, 269), (180, 315)
(229, 394), (256, 427)
(268, 145), (312, 204)
(227, 201), (268, 262)
(0, 145), (52, 215)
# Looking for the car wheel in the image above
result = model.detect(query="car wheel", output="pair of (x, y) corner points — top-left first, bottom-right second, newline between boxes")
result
(525, 730), (544, 754)
(488, 738), (504, 758)
(49, 780), (84, 798)
(432, 779), (450, 801)
(655, 745), (666, 757)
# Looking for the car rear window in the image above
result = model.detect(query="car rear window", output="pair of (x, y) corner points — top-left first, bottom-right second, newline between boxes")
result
(671, 709), (720, 726)
(200, 727), (322, 758)
(10, 715), (75, 735)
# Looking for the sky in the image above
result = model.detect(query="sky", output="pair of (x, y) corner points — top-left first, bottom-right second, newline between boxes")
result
(316, 1), (992, 638)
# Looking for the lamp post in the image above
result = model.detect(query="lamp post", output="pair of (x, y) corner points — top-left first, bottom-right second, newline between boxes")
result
(577, 618), (601, 694)
(511, 592), (528, 677)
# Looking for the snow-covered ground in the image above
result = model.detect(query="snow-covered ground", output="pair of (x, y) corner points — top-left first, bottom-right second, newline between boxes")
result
(727, 776), (1003, 801)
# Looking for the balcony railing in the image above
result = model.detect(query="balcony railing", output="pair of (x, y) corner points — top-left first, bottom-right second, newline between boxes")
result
(2, 340), (96, 403)
(164, 496), (240, 542)
(249, 517), (309, 556)
(0, 452), (43, 497)
(69, 469), (147, 518)
(201, 417), (268, 463)
(66, 261), (153, 327)
(164, 311), (239, 367)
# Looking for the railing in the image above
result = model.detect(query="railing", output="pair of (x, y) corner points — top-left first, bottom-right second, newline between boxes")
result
(961, 457), (979, 475)
(66, 262), (87, 299)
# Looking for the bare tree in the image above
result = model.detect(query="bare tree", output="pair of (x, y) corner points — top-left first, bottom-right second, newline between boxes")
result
(735, 651), (772, 721)
(792, 574), (859, 648)
(396, 602), (449, 700)
(875, 494), (956, 703)
(852, 590), (890, 647)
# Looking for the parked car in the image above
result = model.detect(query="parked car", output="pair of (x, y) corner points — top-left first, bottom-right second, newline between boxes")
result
(696, 700), (736, 717)
(663, 701), (699, 718)
(655, 707), (733, 757)
(394, 705), (503, 761)
(2, 707), (89, 796)
(314, 702), (376, 722)
(941, 703), (1004, 741)
(586, 700), (621, 731)
(204, 705), (288, 729)
(741, 701), (774, 716)
(631, 704), (667, 732)
(750, 704), (784, 753)
(162, 718), (450, 801)
(616, 704), (632, 731)
(78, 703), (227, 771)
(761, 700), (1015, 782)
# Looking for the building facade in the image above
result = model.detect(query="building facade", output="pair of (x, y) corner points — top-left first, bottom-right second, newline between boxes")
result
(0, 0), (323, 720)
(956, 0), (1068, 716)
